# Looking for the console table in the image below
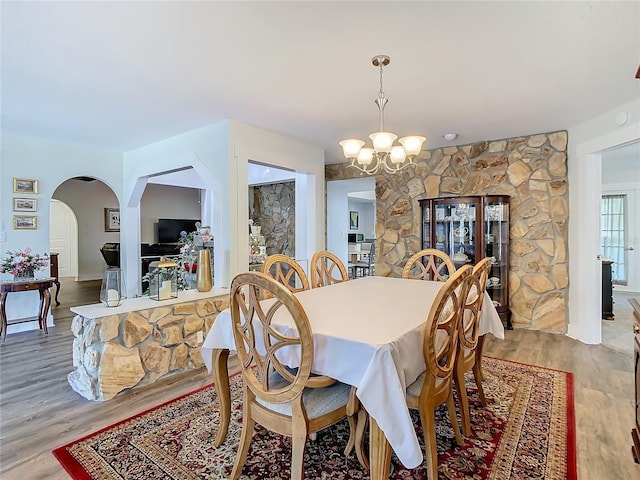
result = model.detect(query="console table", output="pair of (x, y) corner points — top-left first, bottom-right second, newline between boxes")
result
(0, 277), (55, 343)
(50, 252), (61, 306)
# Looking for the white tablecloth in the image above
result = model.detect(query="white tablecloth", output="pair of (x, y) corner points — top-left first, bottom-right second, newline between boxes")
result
(201, 276), (504, 468)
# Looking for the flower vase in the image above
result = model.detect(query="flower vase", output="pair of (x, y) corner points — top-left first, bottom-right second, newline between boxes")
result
(15, 268), (35, 281)
(196, 249), (212, 292)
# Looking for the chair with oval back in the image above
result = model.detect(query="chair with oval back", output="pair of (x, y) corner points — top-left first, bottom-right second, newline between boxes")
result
(261, 254), (310, 296)
(402, 248), (456, 282)
(453, 257), (492, 436)
(310, 250), (349, 288)
(405, 265), (472, 480)
(229, 272), (365, 479)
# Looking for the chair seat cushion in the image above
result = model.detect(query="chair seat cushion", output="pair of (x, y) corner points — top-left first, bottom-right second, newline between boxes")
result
(406, 371), (445, 398)
(256, 374), (351, 420)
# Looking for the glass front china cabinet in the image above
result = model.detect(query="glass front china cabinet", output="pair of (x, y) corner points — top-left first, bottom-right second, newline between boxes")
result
(419, 195), (512, 329)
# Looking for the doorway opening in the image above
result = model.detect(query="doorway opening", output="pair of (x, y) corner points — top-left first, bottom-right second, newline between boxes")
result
(326, 177), (376, 271)
(49, 199), (78, 279)
(248, 161), (297, 270)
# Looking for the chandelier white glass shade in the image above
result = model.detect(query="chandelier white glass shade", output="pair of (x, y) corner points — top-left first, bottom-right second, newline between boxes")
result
(340, 55), (426, 175)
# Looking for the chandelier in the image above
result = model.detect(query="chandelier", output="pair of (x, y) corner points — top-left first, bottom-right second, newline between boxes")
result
(340, 55), (426, 175)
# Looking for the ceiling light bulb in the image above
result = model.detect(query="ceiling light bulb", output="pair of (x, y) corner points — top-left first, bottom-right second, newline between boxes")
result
(443, 133), (458, 141)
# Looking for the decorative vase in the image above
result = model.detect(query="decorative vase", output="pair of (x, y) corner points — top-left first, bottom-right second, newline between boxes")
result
(196, 249), (212, 292)
(14, 268), (35, 280)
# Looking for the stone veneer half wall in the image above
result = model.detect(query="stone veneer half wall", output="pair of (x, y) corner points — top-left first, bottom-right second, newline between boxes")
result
(326, 131), (569, 333)
(69, 295), (229, 400)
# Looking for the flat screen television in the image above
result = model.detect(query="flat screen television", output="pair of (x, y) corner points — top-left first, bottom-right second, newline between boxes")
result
(157, 218), (200, 244)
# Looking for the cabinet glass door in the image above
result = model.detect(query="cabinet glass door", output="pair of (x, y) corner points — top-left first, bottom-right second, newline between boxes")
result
(484, 200), (509, 311)
(434, 200), (478, 267)
(421, 203), (431, 249)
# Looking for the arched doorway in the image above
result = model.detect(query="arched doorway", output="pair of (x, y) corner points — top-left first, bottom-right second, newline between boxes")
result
(51, 177), (119, 281)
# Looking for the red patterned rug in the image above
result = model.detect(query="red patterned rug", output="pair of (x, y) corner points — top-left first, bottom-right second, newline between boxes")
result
(53, 357), (576, 479)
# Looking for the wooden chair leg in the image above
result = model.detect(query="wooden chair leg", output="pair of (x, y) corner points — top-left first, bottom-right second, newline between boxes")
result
(355, 408), (369, 470)
(446, 391), (463, 446)
(420, 408), (439, 480)
(345, 415), (356, 455)
(473, 362), (487, 407)
(345, 386), (369, 470)
(476, 336), (486, 381)
(291, 422), (308, 479)
(231, 389), (255, 480)
(454, 366), (472, 437)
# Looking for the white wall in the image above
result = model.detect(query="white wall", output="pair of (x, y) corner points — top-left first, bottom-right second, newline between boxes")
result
(0, 133), (123, 320)
(122, 120), (324, 293)
(122, 122), (230, 293)
(348, 198), (375, 240)
(567, 97), (640, 343)
(602, 152), (640, 184)
(228, 120), (325, 279)
(140, 184), (201, 244)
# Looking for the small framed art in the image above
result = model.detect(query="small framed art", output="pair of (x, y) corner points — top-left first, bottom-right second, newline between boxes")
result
(13, 198), (38, 212)
(13, 215), (37, 230)
(349, 211), (359, 230)
(13, 178), (38, 194)
(104, 208), (120, 232)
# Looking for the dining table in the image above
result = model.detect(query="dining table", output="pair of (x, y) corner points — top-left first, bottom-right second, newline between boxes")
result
(201, 275), (504, 479)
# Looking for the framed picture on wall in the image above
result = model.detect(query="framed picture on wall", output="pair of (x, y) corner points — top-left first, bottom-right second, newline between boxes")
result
(104, 208), (120, 232)
(349, 211), (359, 230)
(13, 178), (38, 194)
(13, 198), (37, 212)
(13, 215), (37, 230)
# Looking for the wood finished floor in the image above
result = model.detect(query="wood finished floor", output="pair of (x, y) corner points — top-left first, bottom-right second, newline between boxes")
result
(0, 278), (637, 479)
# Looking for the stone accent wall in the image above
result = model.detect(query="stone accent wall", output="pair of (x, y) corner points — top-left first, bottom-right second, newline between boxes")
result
(68, 296), (229, 401)
(326, 131), (569, 333)
(250, 182), (295, 257)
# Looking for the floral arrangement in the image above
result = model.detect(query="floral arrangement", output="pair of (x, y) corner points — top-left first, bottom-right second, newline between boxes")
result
(178, 223), (213, 273)
(0, 248), (49, 276)
(179, 230), (198, 273)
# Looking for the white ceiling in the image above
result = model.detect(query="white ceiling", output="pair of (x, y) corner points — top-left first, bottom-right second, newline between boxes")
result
(2, 1), (639, 165)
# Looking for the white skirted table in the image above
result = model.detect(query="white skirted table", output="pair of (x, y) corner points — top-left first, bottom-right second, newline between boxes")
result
(201, 276), (504, 479)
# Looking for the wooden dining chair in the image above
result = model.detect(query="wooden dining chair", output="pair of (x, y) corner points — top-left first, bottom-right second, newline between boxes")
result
(229, 272), (366, 479)
(405, 265), (472, 480)
(453, 257), (492, 436)
(310, 250), (349, 288)
(261, 254), (310, 295)
(402, 248), (456, 282)
(354, 242), (375, 277)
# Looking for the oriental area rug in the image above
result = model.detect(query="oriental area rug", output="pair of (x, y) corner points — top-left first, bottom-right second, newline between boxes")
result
(53, 357), (576, 479)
